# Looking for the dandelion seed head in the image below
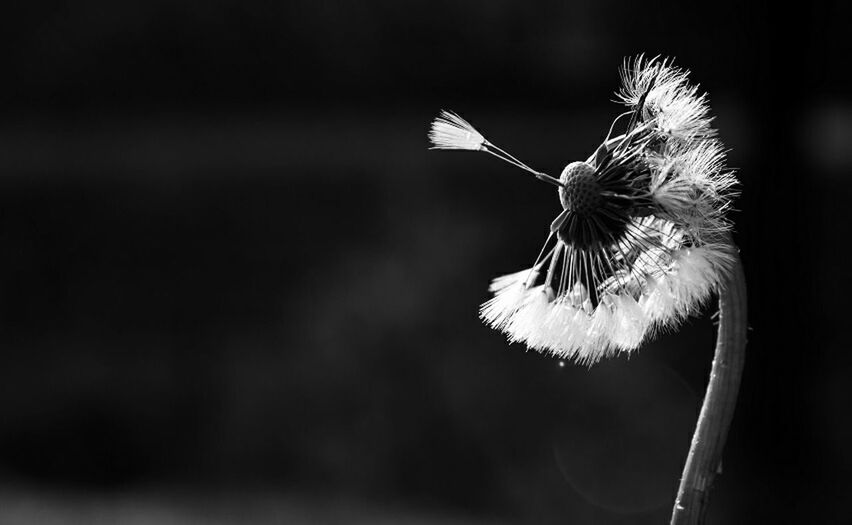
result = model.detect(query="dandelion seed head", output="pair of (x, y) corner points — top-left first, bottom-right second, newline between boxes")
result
(432, 55), (738, 363)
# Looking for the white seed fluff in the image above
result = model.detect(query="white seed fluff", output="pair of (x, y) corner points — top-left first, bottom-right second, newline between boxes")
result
(428, 110), (486, 151)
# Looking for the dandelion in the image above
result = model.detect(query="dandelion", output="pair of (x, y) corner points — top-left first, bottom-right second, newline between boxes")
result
(430, 55), (738, 364)
(429, 55), (748, 524)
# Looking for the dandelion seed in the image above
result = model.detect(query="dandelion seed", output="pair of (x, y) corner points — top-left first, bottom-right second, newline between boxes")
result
(429, 56), (739, 363)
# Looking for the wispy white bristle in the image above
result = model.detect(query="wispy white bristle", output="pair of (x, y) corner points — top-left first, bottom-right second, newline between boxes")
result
(428, 110), (486, 151)
(649, 140), (738, 242)
(617, 55), (714, 141)
(480, 223), (734, 363)
(610, 295), (645, 350)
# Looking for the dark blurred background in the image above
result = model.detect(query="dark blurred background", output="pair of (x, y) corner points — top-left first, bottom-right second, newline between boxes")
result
(0, 1), (848, 523)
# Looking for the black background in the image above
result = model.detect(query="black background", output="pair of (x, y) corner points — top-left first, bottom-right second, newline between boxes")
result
(0, 1), (849, 523)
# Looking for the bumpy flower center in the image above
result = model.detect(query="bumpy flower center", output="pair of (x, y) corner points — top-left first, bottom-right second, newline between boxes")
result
(555, 160), (636, 250)
(559, 162), (602, 215)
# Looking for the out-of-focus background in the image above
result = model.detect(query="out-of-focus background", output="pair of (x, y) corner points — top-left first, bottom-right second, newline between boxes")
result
(0, 1), (848, 523)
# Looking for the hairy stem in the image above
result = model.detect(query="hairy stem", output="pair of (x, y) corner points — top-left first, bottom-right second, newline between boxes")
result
(670, 248), (747, 525)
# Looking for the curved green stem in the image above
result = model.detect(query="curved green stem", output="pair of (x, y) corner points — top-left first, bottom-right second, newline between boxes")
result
(670, 248), (747, 525)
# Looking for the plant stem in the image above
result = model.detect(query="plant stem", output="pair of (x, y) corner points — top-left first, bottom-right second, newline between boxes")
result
(670, 248), (747, 525)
